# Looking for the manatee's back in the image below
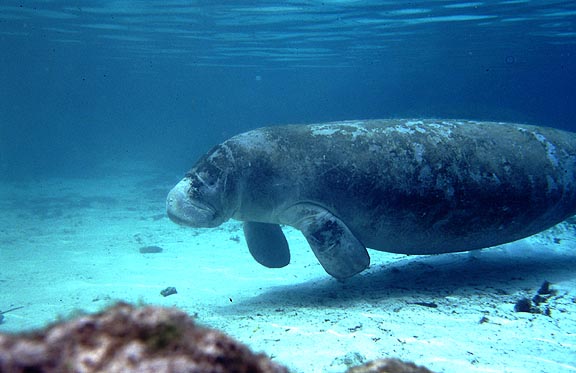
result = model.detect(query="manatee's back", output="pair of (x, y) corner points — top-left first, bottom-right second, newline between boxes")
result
(234, 119), (576, 254)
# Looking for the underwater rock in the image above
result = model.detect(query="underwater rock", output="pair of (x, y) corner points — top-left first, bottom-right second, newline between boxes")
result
(0, 303), (439, 373)
(514, 297), (535, 313)
(346, 358), (435, 373)
(514, 280), (558, 316)
(160, 286), (178, 297)
(0, 303), (287, 373)
(139, 245), (164, 254)
(537, 280), (555, 296)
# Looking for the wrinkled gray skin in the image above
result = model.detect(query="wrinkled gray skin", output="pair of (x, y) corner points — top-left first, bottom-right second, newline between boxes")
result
(167, 119), (576, 280)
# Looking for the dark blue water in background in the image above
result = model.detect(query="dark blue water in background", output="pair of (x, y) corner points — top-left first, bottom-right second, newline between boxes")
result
(1, 1), (575, 180)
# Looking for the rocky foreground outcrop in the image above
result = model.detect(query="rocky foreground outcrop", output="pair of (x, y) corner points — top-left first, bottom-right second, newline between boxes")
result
(0, 303), (433, 373)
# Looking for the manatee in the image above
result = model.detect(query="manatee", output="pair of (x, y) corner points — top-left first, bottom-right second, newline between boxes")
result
(166, 119), (576, 279)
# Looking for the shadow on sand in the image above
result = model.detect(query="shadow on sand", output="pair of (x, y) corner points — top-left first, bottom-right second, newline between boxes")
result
(219, 244), (576, 313)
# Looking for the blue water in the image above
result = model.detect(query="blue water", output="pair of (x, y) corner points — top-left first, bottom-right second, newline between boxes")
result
(1, 0), (575, 180)
(1, 2), (576, 371)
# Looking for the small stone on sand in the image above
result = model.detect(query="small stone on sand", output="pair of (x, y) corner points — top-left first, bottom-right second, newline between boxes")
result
(139, 245), (163, 254)
(161, 287), (177, 297)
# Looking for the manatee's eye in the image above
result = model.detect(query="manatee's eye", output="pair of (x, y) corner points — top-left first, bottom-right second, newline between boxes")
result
(185, 153), (225, 198)
(185, 170), (220, 199)
(197, 171), (218, 189)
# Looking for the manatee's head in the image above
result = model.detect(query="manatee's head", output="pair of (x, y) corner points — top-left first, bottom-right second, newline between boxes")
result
(166, 145), (237, 228)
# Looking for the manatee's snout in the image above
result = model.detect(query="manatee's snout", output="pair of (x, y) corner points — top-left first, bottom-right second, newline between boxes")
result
(166, 178), (220, 228)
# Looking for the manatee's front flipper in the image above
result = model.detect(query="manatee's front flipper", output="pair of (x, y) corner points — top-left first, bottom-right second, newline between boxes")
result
(243, 222), (290, 268)
(280, 204), (370, 280)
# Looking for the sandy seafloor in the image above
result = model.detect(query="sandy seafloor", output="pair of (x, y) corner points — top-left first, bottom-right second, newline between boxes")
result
(1, 162), (575, 373)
